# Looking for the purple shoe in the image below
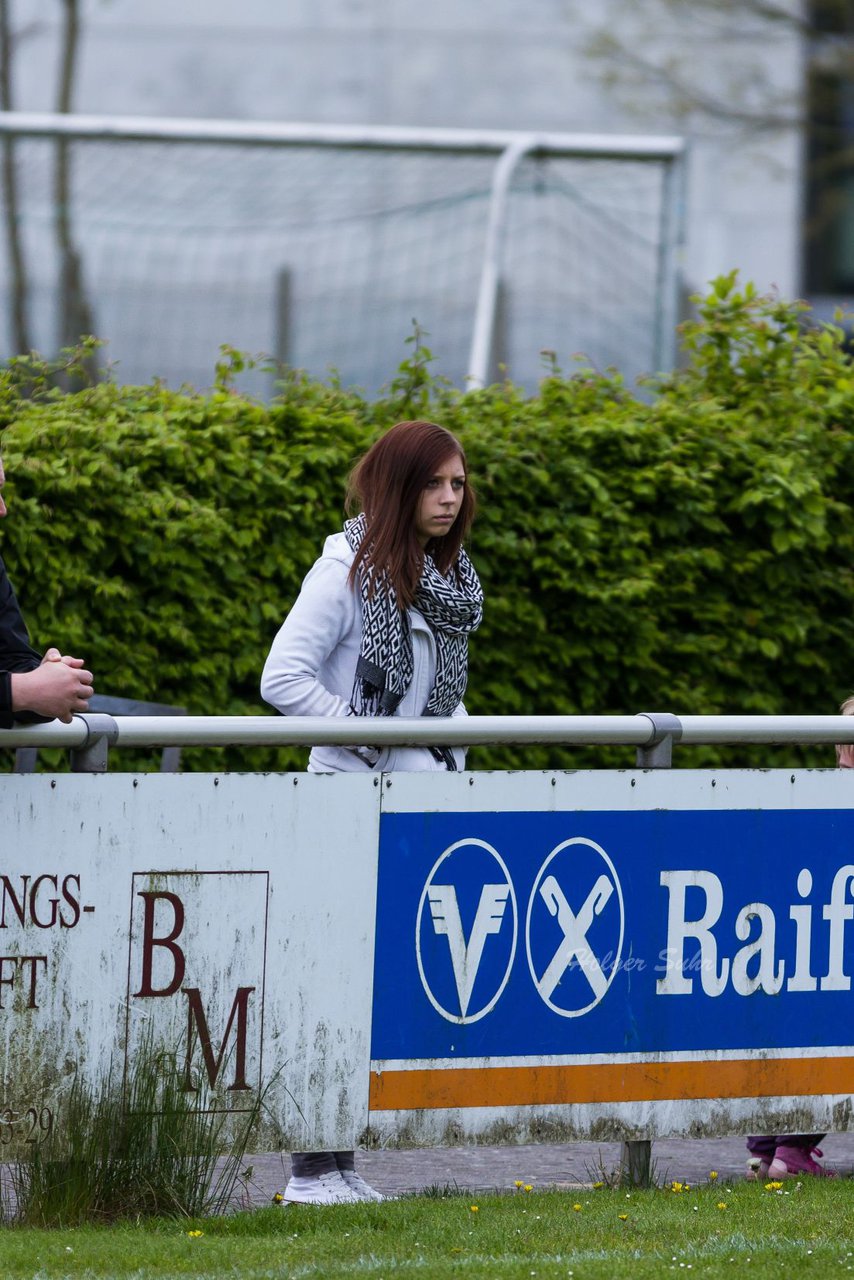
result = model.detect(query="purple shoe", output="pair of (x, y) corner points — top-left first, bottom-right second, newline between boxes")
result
(767, 1145), (837, 1179)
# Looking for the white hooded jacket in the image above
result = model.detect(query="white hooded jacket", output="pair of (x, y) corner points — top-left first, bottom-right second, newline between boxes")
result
(261, 532), (467, 772)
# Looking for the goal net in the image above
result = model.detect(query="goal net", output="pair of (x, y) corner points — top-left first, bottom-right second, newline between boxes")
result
(0, 126), (680, 394)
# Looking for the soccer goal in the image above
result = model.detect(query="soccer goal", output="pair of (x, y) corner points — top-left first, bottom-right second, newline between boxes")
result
(0, 113), (685, 394)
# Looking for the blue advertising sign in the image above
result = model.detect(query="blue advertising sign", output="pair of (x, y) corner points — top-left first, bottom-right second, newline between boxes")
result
(371, 808), (854, 1061)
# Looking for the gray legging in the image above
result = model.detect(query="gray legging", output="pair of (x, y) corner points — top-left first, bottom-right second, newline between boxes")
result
(291, 1149), (355, 1178)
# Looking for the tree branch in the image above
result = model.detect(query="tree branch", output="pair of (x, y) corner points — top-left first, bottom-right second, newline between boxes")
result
(590, 31), (804, 131)
(54, 0), (95, 358)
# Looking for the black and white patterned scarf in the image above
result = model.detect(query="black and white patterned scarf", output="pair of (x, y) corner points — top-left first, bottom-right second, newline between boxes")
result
(344, 514), (483, 766)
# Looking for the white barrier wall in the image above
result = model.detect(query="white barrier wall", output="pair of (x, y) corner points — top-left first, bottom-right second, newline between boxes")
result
(0, 772), (380, 1152)
(2, 767), (854, 1153)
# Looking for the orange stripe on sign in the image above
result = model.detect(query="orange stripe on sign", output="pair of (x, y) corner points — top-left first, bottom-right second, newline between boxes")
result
(369, 1056), (854, 1112)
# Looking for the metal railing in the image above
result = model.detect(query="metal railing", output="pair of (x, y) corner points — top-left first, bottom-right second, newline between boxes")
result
(2, 712), (852, 773)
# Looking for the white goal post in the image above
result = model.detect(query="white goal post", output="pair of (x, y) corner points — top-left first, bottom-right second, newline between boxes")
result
(0, 111), (686, 392)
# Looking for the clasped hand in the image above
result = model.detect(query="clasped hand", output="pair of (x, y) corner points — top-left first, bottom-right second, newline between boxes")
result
(11, 648), (94, 723)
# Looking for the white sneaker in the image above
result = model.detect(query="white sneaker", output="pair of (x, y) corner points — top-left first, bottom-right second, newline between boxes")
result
(282, 1170), (362, 1205)
(339, 1169), (386, 1201)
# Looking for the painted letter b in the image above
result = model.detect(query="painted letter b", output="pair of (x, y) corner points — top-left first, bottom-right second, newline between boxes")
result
(133, 891), (186, 997)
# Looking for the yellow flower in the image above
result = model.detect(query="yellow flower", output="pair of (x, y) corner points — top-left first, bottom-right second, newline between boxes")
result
(618, 1213), (629, 1221)
(709, 1171), (718, 1181)
(572, 1203), (582, 1211)
(272, 1192), (284, 1204)
(764, 1181), (784, 1191)
(670, 1181), (684, 1193)
(593, 1181), (605, 1190)
(470, 1205), (479, 1213)
(717, 1202), (727, 1210)
(186, 1229), (204, 1237)
(515, 1180), (524, 1188)
(524, 1184), (533, 1193)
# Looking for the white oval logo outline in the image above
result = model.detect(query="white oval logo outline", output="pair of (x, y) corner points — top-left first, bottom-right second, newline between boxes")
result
(525, 836), (624, 1019)
(415, 837), (518, 1026)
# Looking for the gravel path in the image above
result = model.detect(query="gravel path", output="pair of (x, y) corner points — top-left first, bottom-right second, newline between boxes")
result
(237, 1134), (854, 1205)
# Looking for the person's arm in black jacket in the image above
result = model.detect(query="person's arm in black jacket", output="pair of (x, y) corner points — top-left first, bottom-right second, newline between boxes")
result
(0, 553), (45, 727)
(0, 556), (94, 726)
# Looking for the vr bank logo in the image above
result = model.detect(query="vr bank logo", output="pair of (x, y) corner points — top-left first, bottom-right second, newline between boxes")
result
(415, 835), (625, 1024)
(416, 839), (517, 1024)
(526, 838), (624, 1018)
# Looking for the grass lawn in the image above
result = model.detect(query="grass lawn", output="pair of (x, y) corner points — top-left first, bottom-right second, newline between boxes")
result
(0, 1179), (851, 1279)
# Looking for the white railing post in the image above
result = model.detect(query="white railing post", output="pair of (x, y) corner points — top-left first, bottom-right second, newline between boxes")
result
(70, 712), (119, 773)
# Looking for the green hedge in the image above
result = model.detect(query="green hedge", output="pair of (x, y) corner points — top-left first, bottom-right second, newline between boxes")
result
(2, 275), (854, 772)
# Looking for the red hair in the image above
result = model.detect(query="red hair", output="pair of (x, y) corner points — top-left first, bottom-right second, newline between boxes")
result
(347, 420), (476, 607)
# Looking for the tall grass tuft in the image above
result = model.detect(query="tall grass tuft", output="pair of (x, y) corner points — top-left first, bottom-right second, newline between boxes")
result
(11, 1043), (261, 1225)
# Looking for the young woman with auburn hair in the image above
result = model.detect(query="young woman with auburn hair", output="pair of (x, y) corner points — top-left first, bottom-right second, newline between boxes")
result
(347, 417), (476, 610)
(261, 420), (483, 1201)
